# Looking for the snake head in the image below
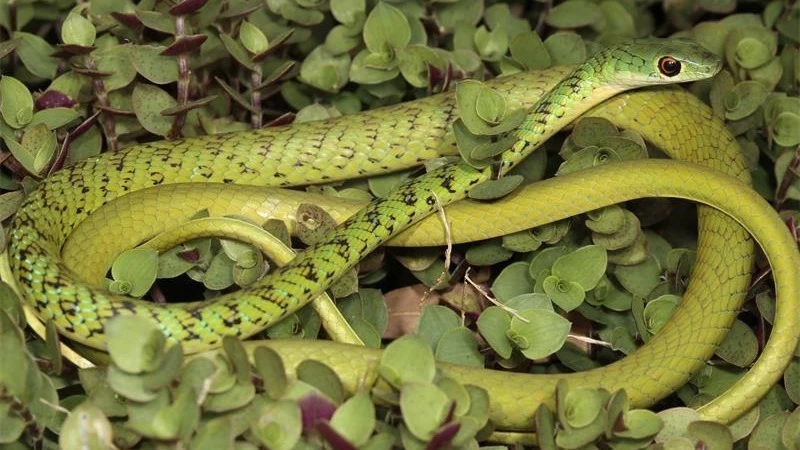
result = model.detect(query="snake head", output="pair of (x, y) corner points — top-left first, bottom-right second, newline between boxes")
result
(599, 38), (723, 87)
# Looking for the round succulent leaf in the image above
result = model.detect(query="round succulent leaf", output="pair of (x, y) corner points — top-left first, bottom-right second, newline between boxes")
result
(59, 402), (114, 450)
(29, 107), (81, 130)
(748, 411), (790, 450)
(0, 75), (33, 129)
(772, 112), (800, 147)
(19, 123), (57, 174)
(474, 83), (507, 124)
(784, 358), (800, 404)
(509, 31), (550, 70)
(467, 175), (523, 200)
(465, 239), (513, 266)
(542, 275), (585, 312)
(13, 32), (59, 79)
(733, 36), (774, 70)
(106, 364), (159, 402)
(455, 79), (502, 135)
(110, 247), (158, 298)
(557, 145), (622, 175)
(595, 1), (636, 39)
(129, 45), (179, 84)
(528, 246), (571, 281)
(400, 382), (451, 441)
(592, 212), (641, 252)
(142, 344), (183, 392)
(239, 20), (269, 55)
(0, 399), (26, 443)
(297, 359), (344, 403)
(546, 0), (602, 28)
(247, 399), (301, 450)
(585, 205), (625, 234)
(61, 11), (96, 47)
(416, 305), (461, 350)
(473, 25), (508, 62)
(571, 117), (619, 148)
(329, 393), (375, 447)
(684, 420), (734, 450)
(554, 412), (605, 449)
(507, 308), (570, 360)
(782, 408), (800, 449)
(613, 255), (662, 298)
(502, 230), (542, 253)
(551, 245), (607, 290)
(367, 169), (411, 198)
(654, 408), (702, 443)
(435, 327), (484, 367)
(506, 293), (554, 312)
(105, 315), (165, 374)
(380, 335), (436, 388)
(723, 80), (769, 121)
(563, 387), (604, 428)
(349, 49), (400, 84)
(642, 294), (680, 335)
(204, 380), (256, 412)
(544, 32), (587, 66)
(433, 0), (482, 33)
(131, 83), (178, 137)
(3, 351), (35, 405)
(492, 261), (534, 302)
(436, 377), (471, 418)
(362, 1), (410, 55)
(476, 306), (513, 359)
(749, 57), (784, 91)
(614, 409), (664, 439)
(299, 45), (351, 93)
(330, 0), (365, 26)
(714, 319), (758, 367)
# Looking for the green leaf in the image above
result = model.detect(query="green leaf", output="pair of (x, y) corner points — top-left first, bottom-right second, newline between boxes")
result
(297, 360), (344, 403)
(0, 76), (33, 129)
(563, 387), (604, 428)
(542, 275), (585, 312)
(467, 175), (523, 200)
(131, 83), (178, 137)
(363, 2), (411, 55)
(546, 0), (602, 28)
(616, 409), (664, 439)
(509, 31), (551, 70)
(110, 248), (159, 298)
(476, 306), (513, 359)
(13, 31), (59, 79)
(551, 245), (607, 290)
(772, 112), (800, 147)
(380, 335), (436, 388)
(492, 261), (534, 302)
(435, 327), (484, 367)
(614, 255), (662, 297)
(105, 315), (165, 374)
(715, 319), (758, 367)
(643, 295), (680, 335)
(61, 12), (96, 47)
(465, 239), (513, 266)
(507, 308), (570, 360)
(299, 45), (351, 93)
(29, 107), (81, 130)
(544, 32), (586, 66)
(416, 305), (461, 350)
(129, 45), (179, 85)
(724, 81), (769, 120)
(331, 0), (366, 27)
(330, 393), (375, 446)
(473, 25), (508, 62)
(400, 382), (451, 440)
(239, 20), (269, 55)
(59, 403), (114, 450)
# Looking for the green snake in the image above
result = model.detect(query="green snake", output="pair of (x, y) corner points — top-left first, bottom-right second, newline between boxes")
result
(7, 39), (799, 431)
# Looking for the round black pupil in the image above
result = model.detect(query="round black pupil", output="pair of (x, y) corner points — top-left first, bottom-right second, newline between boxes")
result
(663, 58), (677, 73)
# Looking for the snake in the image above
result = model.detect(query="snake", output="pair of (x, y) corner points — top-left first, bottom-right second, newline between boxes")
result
(6, 38), (799, 431)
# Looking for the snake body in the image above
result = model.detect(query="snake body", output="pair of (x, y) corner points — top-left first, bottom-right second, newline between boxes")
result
(7, 39), (800, 429)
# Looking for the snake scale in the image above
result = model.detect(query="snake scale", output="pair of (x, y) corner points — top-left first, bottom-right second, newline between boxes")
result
(7, 39), (800, 431)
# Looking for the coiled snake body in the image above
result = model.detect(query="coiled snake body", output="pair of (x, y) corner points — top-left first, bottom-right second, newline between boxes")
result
(7, 39), (800, 430)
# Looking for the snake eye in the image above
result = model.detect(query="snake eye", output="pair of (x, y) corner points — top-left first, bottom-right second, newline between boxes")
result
(659, 56), (681, 77)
